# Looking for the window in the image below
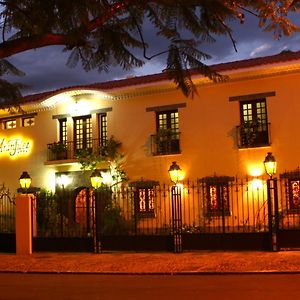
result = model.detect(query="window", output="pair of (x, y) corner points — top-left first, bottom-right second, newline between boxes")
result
(98, 113), (107, 147)
(135, 188), (155, 217)
(239, 99), (269, 147)
(4, 119), (16, 129)
(73, 115), (92, 151)
(22, 117), (35, 127)
(288, 180), (300, 213)
(130, 180), (158, 218)
(59, 118), (67, 144)
(153, 110), (180, 155)
(202, 177), (233, 217)
(280, 169), (300, 215)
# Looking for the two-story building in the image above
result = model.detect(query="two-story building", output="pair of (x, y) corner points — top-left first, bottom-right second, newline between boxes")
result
(2, 50), (300, 251)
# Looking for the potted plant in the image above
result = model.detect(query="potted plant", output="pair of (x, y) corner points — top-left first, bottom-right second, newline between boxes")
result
(239, 121), (259, 147)
(49, 142), (68, 160)
(155, 128), (179, 154)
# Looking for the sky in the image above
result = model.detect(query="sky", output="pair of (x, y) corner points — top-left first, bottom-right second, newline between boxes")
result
(6, 12), (300, 96)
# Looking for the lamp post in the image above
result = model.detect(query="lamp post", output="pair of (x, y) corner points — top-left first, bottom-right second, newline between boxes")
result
(168, 161), (183, 253)
(264, 152), (279, 251)
(90, 170), (103, 253)
(56, 174), (71, 237)
(16, 171), (40, 255)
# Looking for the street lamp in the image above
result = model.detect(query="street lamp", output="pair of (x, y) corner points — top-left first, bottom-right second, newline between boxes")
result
(264, 152), (277, 179)
(90, 170), (103, 189)
(56, 173), (71, 238)
(264, 152), (279, 252)
(168, 161), (183, 253)
(90, 170), (103, 253)
(19, 171), (32, 191)
(168, 161), (184, 185)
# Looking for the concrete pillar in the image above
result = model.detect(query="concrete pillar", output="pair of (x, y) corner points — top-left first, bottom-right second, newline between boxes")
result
(16, 194), (33, 255)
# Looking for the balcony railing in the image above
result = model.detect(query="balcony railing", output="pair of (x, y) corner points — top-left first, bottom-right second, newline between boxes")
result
(236, 122), (271, 148)
(47, 139), (106, 162)
(151, 132), (181, 156)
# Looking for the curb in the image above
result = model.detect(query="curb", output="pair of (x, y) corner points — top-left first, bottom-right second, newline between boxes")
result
(1, 270), (300, 275)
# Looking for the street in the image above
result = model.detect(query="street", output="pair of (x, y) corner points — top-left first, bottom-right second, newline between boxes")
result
(0, 273), (299, 300)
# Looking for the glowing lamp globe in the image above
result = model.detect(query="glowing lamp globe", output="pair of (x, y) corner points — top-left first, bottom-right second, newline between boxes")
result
(19, 171), (32, 189)
(264, 152), (277, 178)
(90, 170), (103, 189)
(168, 161), (183, 184)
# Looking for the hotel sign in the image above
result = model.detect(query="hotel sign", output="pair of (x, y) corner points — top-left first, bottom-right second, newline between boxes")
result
(0, 136), (32, 158)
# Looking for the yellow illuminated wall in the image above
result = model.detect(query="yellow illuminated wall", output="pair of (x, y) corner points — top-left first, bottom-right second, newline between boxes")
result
(1, 60), (300, 193)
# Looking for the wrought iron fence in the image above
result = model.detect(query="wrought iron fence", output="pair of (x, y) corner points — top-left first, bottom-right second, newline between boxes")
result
(279, 170), (300, 230)
(35, 177), (275, 238)
(0, 184), (15, 233)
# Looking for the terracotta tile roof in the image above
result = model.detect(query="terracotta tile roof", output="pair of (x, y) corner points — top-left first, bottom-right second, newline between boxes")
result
(21, 50), (300, 105)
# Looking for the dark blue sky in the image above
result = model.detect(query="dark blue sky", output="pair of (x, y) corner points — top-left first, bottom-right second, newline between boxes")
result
(7, 13), (300, 95)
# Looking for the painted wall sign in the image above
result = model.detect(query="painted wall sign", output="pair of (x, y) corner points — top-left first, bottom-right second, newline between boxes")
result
(0, 136), (32, 158)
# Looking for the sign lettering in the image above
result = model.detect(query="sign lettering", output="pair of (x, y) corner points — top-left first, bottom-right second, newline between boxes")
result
(0, 137), (32, 158)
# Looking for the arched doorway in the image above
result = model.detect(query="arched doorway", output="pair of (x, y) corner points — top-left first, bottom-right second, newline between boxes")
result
(74, 187), (94, 237)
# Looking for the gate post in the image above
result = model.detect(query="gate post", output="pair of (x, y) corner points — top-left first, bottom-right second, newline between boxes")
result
(94, 189), (102, 253)
(267, 178), (279, 251)
(16, 194), (33, 255)
(171, 185), (183, 253)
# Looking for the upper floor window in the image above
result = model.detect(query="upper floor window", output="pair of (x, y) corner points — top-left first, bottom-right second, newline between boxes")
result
(73, 115), (92, 151)
(152, 110), (180, 155)
(4, 119), (16, 129)
(238, 99), (270, 148)
(22, 117), (35, 127)
(98, 113), (107, 147)
(59, 118), (67, 144)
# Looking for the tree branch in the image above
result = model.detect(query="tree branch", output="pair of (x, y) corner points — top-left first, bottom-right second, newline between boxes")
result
(0, 33), (71, 58)
(216, 16), (238, 52)
(0, 0), (135, 59)
(84, 0), (132, 33)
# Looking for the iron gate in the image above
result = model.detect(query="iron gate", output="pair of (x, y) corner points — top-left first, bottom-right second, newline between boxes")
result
(0, 184), (16, 252)
(276, 170), (300, 249)
(33, 187), (94, 252)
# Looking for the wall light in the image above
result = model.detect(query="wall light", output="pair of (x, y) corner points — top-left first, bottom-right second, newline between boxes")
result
(168, 161), (184, 185)
(56, 174), (72, 188)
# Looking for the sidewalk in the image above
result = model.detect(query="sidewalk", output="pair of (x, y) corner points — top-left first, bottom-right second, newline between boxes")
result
(1, 251), (300, 274)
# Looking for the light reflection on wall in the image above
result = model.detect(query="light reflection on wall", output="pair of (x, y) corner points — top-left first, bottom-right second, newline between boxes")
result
(248, 165), (264, 177)
(69, 99), (91, 117)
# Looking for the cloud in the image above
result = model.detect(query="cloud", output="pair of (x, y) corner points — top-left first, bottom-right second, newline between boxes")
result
(250, 43), (272, 57)
(3, 11), (300, 96)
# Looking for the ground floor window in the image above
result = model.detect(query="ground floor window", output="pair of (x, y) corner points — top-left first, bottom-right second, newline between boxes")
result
(288, 179), (300, 212)
(130, 180), (158, 218)
(201, 176), (233, 217)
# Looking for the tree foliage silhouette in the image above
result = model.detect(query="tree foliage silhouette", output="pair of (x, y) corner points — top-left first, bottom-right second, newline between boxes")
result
(0, 0), (299, 105)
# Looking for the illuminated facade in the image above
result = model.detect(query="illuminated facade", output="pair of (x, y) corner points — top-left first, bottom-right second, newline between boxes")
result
(1, 50), (300, 196)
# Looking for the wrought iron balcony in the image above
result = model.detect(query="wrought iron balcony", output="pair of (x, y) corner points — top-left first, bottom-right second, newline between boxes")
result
(236, 122), (271, 148)
(47, 139), (106, 162)
(151, 132), (181, 156)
